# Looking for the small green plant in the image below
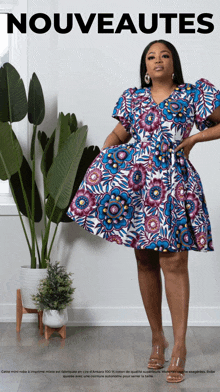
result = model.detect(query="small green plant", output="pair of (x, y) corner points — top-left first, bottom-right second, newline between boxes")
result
(32, 261), (75, 311)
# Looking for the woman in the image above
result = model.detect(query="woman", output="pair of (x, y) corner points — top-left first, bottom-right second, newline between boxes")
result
(67, 40), (220, 383)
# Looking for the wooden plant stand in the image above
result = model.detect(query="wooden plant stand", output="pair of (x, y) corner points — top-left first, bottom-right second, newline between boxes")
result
(44, 325), (66, 340)
(16, 289), (66, 339)
(16, 288), (43, 335)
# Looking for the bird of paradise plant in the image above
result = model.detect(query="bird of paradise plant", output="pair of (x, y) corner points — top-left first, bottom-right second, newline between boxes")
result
(0, 63), (99, 268)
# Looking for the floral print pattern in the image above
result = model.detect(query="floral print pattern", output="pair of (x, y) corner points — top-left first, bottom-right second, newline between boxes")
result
(67, 79), (220, 252)
(97, 188), (134, 231)
(160, 99), (190, 124)
(86, 168), (102, 186)
(106, 235), (123, 245)
(145, 178), (166, 207)
(102, 146), (134, 174)
(152, 140), (172, 170)
(139, 107), (160, 132)
(145, 215), (160, 233)
(69, 189), (96, 217)
(128, 163), (146, 191)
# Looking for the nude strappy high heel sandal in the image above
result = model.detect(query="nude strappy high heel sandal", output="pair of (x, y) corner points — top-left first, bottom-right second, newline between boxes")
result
(166, 350), (186, 383)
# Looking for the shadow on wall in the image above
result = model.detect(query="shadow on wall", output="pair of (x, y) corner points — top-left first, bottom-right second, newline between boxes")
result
(40, 97), (58, 140)
(34, 97), (58, 245)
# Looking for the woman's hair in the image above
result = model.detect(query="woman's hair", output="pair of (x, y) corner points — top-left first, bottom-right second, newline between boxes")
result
(140, 39), (184, 88)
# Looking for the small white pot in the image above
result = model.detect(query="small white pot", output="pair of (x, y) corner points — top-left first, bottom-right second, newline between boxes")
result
(43, 308), (68, 328)
(20, 265), (47, 309)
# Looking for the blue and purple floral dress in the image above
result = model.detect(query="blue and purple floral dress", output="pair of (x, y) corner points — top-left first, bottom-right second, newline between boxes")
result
(67, 79), (220, 252)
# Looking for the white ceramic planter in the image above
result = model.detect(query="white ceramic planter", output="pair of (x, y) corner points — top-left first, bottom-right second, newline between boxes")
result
(43, 309), (68, 328)
(20, 265), (47, 309)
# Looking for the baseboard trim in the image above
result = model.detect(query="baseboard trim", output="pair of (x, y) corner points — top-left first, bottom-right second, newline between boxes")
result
(1, 304), (220, 326)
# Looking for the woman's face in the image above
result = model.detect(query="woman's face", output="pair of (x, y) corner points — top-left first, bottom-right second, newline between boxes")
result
(145, 42), (174, 83)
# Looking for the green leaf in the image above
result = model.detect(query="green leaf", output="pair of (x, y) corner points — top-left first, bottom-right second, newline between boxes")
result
(0, 122), (23, 180)
(46, 126), (87, 209)
(45, 195), (72, 224)
(41, 130), (55, 197)
(54, 113), (78, 158)
(69, 113), (78, 133)
(0, 62), (28, 123)
(46, 145), (100, 223)
(10, 156), (42, 222)
(56, 112), (71, 154)
(28, 73), (45, 125)
(38, 130), (49, 152)
(30, 124), (37, 160)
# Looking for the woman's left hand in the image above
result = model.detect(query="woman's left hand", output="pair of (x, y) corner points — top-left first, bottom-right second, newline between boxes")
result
(175, 135), (197, 159)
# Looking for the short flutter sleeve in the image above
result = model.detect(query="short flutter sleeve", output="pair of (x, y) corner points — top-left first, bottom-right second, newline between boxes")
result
(194, 78), (220, 131)
(112, 88), (136, 133)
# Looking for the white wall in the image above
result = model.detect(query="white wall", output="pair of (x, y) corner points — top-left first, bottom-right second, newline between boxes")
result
(1, 0), (220, 325)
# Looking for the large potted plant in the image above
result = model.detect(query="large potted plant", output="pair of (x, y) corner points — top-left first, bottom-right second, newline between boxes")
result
(0, 63), (99, 308)
(32, 261), (75, 328)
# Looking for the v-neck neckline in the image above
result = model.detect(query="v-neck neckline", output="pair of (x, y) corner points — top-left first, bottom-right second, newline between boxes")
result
(148, 85), (179, 106)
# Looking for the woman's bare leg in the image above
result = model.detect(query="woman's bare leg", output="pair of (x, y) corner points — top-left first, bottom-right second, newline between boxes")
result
(159, 250), (189, 381)
(134, 249), (167, 346)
